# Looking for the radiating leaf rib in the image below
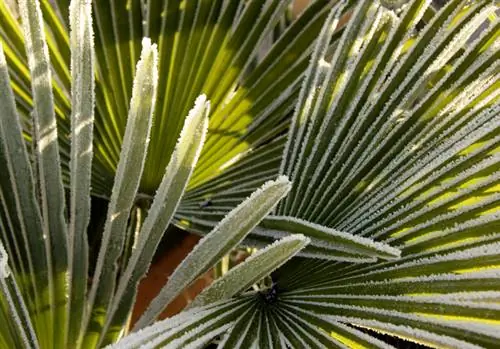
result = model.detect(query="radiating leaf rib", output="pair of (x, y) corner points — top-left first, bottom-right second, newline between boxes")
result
(294, 0), (438, 221)
(278, 0), (348, 197)
(0, 242), (39, 349)
(274, 306), (350, 349)
(67, 0), (94, 347)
(287, 300), (498, 348)
(107, 298), (251, 349)
(186, 0), (349, 191)
(100, 95), (210, 345)
(292, 3), (387, 218)
(134, 176), (291, 330)
(0, 36), (52, 348)
(261, 216), (400, 260)
(17, 0), (69, 346)
(82, 38), (158, 348)
(280, 305), (394, 349)
(190, 234), (309, 308)
(217, 306), (262, 349)
(285, 0), (381, 216)
(332, 85), (499, 231)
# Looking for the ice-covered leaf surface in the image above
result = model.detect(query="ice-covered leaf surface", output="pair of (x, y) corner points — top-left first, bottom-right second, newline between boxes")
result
(190, 234), (309, 308)
(101, 95), (210, 346)
(259, 216), (401, 261)
(67, 0), (94, 346)
(82, 38), (159, 348)
(0, 0), (498, 348)
(0, 0), (342, 198)
(262, 0), (500, 346)
(134, 176), (291, 329)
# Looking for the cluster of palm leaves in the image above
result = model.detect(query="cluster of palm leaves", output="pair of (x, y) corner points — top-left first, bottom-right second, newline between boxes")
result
(0, 0), (499, 348)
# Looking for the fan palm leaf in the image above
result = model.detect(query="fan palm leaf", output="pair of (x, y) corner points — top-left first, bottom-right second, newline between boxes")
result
(0, 0), (351, 197)
(0, 1), (307, 348)
(0, 0), (499, 347)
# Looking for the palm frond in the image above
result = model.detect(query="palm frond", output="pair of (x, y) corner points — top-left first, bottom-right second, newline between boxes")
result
(245, 0), (500, 346)
(0, 0), (349, 200)
(0, 1), (309, 348)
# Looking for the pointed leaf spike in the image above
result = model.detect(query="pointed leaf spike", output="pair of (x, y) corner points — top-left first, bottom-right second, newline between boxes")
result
(190, 234), (310, 308)
(261, 216), (401, 260)
(83, 37), (159, 347)
(101, 95), (210, 345)
(134, 176), (292, 330)
(67, 0), (95, 347)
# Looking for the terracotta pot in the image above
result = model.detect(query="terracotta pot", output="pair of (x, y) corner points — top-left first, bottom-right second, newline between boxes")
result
(131, 233), (213, 325)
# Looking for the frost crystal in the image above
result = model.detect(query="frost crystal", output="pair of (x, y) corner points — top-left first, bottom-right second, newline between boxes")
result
(0, 242), (9, 278)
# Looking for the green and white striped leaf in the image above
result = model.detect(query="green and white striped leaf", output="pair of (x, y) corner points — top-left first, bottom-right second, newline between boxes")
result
(67, 0), (94, 347)
(82, 38), (158, 348)
(0, 0), (351, 209)
(0, 32), (53, 349)
(17, 0), (69, 346)
(134, 176), (291, 330)
(258, 0), (499, 347)
(0, 241), (39, 349)
(108, 298), (253, 349)
(100, 95), (210, 346)
(0, 0), (499, 348)
(190, 234), (309, 308)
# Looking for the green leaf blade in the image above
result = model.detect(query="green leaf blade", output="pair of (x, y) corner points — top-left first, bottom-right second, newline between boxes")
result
(101, 95), (210, 345)
(83, 37), (159, 348)
(134, 175), (291, 330)
(191, 234), (309, 308)
(67, 0), (95, 347)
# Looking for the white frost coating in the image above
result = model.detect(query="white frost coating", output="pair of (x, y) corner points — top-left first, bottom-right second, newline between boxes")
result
(347, 119), (500, 236)
(384, 197), (500, 246)
(279, 0), (347, 184)
(0, 242), (9, 278)
(104, 94), (210, 336)
(337, 87), (499, 231)
(133, 176), (291, 329)
(336, 71), (499, 218)
(253, 227), (379, 262)
(264, 216), (401, 259)
(292, 4), (385, 216)
(284, 293), (500, 312)
(316, 314), (484, 349)
(426, 5), (495, 76)
(107, 299), (245, 348)
(216, 309), (257, 348)
(313, 7), (498, 218)
(304, 17), (396, 219)
(287, 299), (499, 339)
(365, 170), (500, 238)
(285, 269), (500, 297)
(286, 1), (378, 214)
(378, 242), (500, 274)
(278, 307), (350, 348)
(0, 245), (39, 348)
(83, 37), (159, 335)
(190, 234), (309, 308)
(172, 323), (234, 349)
(142, 315), (234, 349)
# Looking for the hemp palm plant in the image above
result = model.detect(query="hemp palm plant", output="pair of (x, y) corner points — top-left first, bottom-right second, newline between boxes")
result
(1, 0), (499, 348)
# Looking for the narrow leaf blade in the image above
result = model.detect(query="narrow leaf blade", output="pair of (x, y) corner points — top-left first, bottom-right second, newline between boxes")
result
(191, 234), (309, 308)
(134, 175), (292, 329)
